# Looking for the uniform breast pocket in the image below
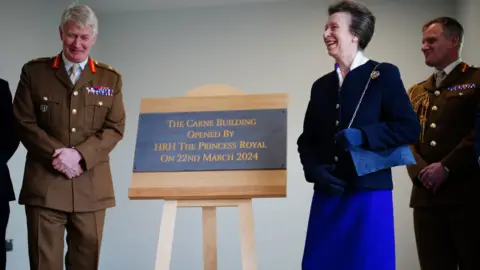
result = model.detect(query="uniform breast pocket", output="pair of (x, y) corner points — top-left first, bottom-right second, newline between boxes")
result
(85, 96), (113, 130)
(444, 88), (476, 100)
(33, 95), (62, 128)
(443, 88), (477, 119)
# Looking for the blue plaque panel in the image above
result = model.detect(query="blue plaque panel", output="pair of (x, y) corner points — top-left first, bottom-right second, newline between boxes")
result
(133, 109), (287, 172)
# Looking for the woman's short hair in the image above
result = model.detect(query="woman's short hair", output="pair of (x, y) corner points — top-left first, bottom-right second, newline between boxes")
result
(328, 1), (376, 51)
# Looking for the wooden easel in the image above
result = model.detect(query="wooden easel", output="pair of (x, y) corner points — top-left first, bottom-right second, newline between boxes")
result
(129, 85), (288, 270)
(154, 199), (256, 270)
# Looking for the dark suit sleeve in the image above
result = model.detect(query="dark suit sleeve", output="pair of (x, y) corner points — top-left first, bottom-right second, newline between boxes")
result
(358, 64), (422, 150)
(0, 79), (19, 163)
(12, 64), (66, 160)
(297, 99), (318, 169)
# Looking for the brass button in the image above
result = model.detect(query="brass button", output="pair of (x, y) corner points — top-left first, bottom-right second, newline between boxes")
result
(430, 141), (436, 147)
(72, 109), (77, 114)
(71, 128), (76, 133)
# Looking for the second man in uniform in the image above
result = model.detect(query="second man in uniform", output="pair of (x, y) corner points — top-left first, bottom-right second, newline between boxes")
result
(407, 17), (480, 270)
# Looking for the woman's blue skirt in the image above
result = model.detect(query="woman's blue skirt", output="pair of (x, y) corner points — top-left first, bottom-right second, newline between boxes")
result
(302, 189), (396, 270)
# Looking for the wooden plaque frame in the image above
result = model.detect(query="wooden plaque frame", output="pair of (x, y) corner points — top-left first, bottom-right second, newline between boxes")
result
(129, 84), (288, 270)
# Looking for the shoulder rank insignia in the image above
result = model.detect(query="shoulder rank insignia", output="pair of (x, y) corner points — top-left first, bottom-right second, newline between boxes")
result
(86, 85), (114, 96)
(88, 58), (96, 73)
(50, 54), (97, 73)
(446, 83), (479, 92)
(26, 56), (51, 65)
(51, 55), (60, 69)
(94, 60), (121, 76)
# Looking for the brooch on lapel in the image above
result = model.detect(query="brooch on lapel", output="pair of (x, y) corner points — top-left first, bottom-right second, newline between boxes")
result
(446, 83), (478, 92)
(86, 86), (114, 96)
(370, 70), (380, 79)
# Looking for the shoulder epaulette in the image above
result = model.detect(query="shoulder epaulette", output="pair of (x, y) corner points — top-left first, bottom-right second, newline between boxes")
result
(407, 82), (422, 93)
(416, 79), (429, 86)
(93, 60), (121, 76)
(26, 56), (52, 64)
(410, 78), (434, 91)
(409, 83), (420, 88)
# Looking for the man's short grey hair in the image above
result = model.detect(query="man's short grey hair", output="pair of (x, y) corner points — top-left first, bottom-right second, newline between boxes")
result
(60, 4), (98, 36)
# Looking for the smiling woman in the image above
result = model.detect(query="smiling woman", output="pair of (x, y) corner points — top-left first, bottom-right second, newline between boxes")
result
(297, 1), (421, 270)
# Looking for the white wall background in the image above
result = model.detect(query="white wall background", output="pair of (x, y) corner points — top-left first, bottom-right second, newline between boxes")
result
(459, 0), (480, 65)
(2, 0), (478, 269)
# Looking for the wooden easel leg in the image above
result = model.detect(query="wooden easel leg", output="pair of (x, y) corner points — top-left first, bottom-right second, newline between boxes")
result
(155, 200), (178, 270)
(202, 207), (217, 270)
(238, 199), (257, 270)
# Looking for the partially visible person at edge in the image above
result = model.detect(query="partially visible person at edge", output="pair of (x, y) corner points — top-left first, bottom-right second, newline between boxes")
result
(12, 4), (125, 270)
(0, 79), (20, 270)
(407, 16), (480, 270)
(297, 1), (421, 270)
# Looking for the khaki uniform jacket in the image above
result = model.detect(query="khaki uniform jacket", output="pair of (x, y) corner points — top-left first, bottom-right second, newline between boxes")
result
(12, 53), (126, 212)
(407, 62), (480, 207)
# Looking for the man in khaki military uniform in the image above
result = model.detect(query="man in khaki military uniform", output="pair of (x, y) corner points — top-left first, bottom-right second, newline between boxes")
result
(407, 17), (480, 270)
(12, 4), (125, 270)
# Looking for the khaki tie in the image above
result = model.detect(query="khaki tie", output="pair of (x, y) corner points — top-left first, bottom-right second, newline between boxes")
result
(69, 64), (79, 84)
(435, 70), (446, 88)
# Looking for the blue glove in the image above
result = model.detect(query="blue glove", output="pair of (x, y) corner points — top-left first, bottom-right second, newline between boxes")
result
(335, 128), (365, 150)
(303, 164), (346, 196)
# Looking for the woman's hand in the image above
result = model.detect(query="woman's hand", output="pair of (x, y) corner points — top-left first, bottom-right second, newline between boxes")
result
(303, 164), (345, 196)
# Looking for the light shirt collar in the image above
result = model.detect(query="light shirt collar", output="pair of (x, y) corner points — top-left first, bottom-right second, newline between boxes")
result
(436, 58), (462, 76)
(335, 50), (369, 86)
(62, 51), (88, 73)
